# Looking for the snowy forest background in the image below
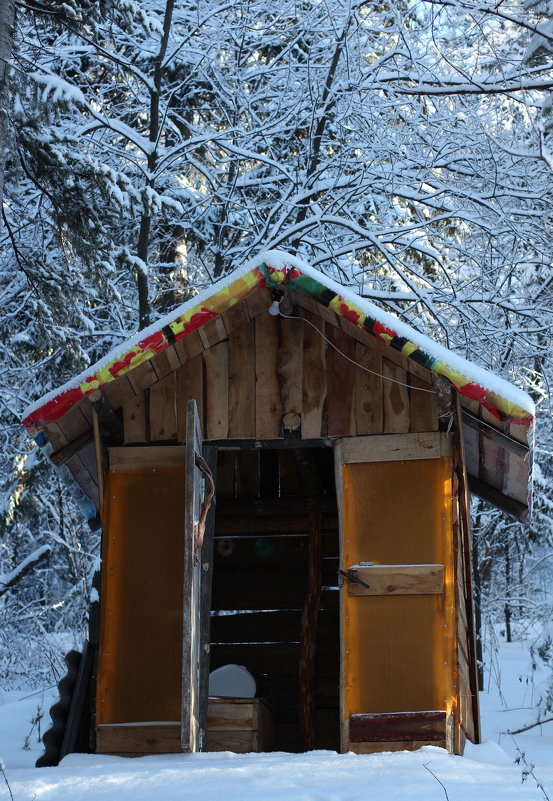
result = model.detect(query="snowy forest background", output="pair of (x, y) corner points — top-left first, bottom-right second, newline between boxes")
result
(0, 0), (553, 724)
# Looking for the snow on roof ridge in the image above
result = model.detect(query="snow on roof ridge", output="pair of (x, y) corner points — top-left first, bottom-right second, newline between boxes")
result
(258, 250), (534, 417)
(21, 250), (534, 428)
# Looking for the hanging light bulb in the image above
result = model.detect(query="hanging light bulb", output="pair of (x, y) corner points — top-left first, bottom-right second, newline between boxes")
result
(268, 298), (281, 316)
(268, 289), (284, 316)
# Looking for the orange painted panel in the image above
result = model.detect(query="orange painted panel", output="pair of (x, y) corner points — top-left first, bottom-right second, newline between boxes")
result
(97, 467), (186, 725)
(341, 457), (454, 722)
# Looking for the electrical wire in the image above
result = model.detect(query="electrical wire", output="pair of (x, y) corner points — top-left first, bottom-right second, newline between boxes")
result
(277, 311), (436, 394)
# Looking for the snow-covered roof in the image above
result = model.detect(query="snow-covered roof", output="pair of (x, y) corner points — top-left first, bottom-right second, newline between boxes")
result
(21, 251), (534, 431)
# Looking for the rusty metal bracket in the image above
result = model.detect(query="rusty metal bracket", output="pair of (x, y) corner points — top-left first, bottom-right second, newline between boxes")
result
(338, 569), (370, 589)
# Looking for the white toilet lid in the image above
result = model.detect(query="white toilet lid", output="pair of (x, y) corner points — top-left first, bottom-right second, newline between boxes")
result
(208, 664), (256, 698)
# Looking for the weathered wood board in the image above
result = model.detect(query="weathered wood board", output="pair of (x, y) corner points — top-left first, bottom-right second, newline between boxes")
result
(346, 564), (444, 596)
(349, 710), (446, 742)
(341, 432), (448, 463)
(96, 724), (181, 755)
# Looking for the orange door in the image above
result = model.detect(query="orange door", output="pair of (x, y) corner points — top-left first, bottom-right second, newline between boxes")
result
(336, 434), (455, 752)
(96, 401), (210, 754)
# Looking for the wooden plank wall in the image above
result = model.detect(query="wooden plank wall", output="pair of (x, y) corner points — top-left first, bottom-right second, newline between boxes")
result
(209, 447), (340, 753)
(102, 293), (439, 446)
(42, 402), (100, 512)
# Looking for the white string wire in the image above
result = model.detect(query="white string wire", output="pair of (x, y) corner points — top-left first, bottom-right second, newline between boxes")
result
(277, 310), (436, 394)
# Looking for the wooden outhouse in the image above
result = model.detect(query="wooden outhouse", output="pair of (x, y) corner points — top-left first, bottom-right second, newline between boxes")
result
(23, 253), (534, 760)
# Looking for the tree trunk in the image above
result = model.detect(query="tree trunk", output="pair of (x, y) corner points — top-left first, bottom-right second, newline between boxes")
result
(136, 0), (175, 330)
(504, 541), (512, 643)
(0, 0), (15, 217)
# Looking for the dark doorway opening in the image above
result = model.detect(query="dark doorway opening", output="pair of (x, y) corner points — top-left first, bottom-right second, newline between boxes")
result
(209, 445), (340, 752)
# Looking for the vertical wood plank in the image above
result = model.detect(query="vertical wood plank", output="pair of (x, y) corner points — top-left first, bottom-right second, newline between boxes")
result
(55, 404), (99, 502)
(299, 505), (322, 751)
(503, 450), (529, 506)
(176, 356), (204, 441)
(126, 360), (158, 394)
(92, 411), (104, 511)
(326, 326), (356, 437)
(478, 403), (507, 493)
(409, 375), (439, 433)
(315, 301), (341, 328)
(182, 399), (203, 752)
(221, 299), (250, 334)
(199, 446), (218, 749)
(228, 321), (255, 438)
(333, 440), (348, 753)
(259, 449), (280, 498)
(198, 316), (227, 349)
(78, 440), (100, 495)
(174, 330), (204, 364)
(382, 359), (410, 433)
(354, 341), (383, 434)
(245, 288), (271, 320)
(301, 312), (327, 439)
(151, 347), (181, 379)
(279, 450), (302, 496)
(123, 393), (147, 444)
(55, 404), (90, 441)
(291, 290), (319, 316)
(150, 373), (178, 441)
(453, 394), (480, 744)
(277, 316), (303, 421)
(76, 398), (93, 428)
(101, 376), (136, 411)
(236, 451), (260, 499)
(255, 312), (281, 438)
(43, 421), (67, 450)
(462, 422), (479, 478)
(204, 342), (229, 439)
(67, 454), (99, 511)
(216, 451), (236, 498)
(509, 421), (529, 445)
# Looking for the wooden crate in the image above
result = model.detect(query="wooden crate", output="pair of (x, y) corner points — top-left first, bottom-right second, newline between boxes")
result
(206, 698), (275, 753)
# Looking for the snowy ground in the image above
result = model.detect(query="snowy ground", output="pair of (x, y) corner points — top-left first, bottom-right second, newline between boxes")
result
(1, 636), (552, 801)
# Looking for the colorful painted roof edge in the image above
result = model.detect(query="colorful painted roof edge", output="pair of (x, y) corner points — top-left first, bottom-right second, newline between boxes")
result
(22, 250), (535, 431)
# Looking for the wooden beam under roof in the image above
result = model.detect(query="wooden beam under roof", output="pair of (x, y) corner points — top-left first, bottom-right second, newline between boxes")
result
(467, 474), (529, 521)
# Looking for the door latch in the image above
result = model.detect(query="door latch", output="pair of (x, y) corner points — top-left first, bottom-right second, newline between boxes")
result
(338, 569), (370, 589)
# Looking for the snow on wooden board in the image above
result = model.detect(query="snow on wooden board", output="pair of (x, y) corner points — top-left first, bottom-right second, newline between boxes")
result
(21, 250), (534, 431)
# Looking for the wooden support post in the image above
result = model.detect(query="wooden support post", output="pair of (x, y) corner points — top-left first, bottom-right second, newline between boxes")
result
(92, 411), (104, 512)
(453, 393), (481, 744)
(199, 446), (218, 751)
(50, 430), (94, 467)
(293, 448), (323, 501)
(88, 389), (124, 444)
(299, 504), (322, 752)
